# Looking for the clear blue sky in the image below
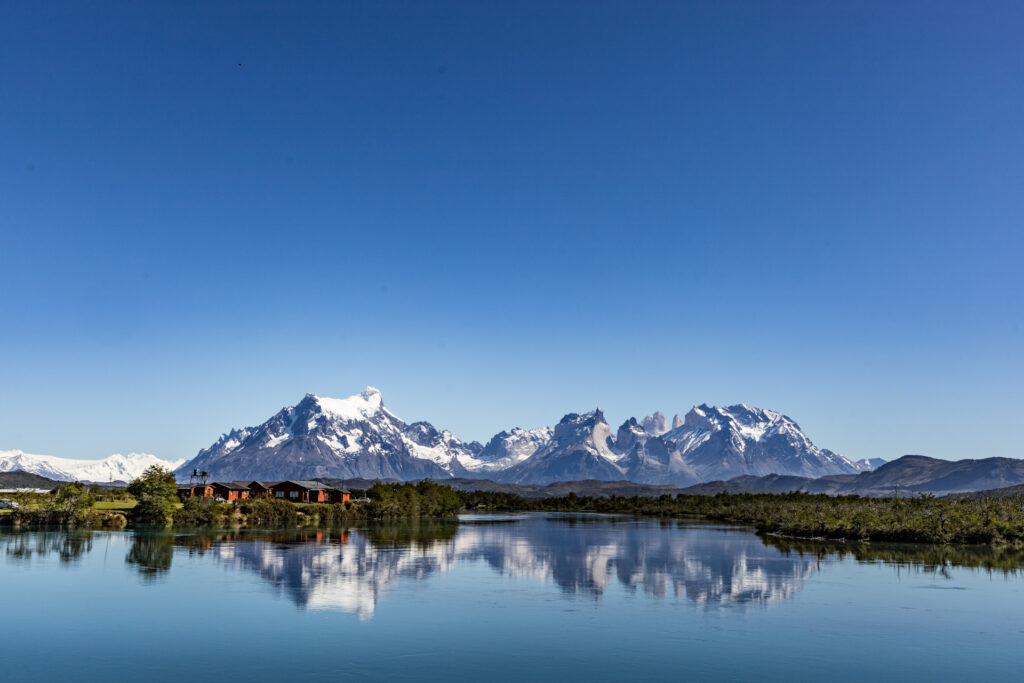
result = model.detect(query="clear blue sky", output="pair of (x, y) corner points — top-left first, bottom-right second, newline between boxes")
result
(2, 1), (1021, 463)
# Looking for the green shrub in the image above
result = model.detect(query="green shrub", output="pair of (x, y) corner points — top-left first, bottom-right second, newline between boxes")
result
(127, 466), (179, 526)
(239, 498), (299, 527)
(174, 497), (230, 527)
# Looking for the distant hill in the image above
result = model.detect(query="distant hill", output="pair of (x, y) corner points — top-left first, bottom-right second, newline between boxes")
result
(318, 477), (690, 498)
(438, 456), (1024, 498)
(0, 470), (60, 489)
(947, 484), (1024, 500)
(705, 456), (1024, 497)
(325, 455), (1024, 499)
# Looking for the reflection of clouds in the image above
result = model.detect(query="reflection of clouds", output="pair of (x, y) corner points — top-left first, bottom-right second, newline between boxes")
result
(203, 516), (817, 619)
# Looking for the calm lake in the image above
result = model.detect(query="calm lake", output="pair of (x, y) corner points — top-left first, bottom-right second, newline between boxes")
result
(2, 513), (1023, 681)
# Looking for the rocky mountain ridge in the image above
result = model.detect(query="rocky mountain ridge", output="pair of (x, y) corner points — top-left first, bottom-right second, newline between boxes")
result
(173, 387), (878, 485)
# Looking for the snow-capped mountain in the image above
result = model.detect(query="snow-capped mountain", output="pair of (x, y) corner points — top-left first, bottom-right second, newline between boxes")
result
(175, 387), (870, 485)
(175, 387), (485, 481)
(475, 427), (554, 471)
(656, 403), (863, 483)
(490, 403), (863, 485)
(0, 450), (185, 483)
(853, 457), (887, 471)
(500, 410), (625, 484)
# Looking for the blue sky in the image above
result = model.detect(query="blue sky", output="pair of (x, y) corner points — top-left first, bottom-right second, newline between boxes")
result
(1, 1), (1021, 463)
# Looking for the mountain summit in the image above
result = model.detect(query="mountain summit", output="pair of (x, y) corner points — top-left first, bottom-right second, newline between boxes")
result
(175, 388), (482, 481)
(172, 388), (871, 485)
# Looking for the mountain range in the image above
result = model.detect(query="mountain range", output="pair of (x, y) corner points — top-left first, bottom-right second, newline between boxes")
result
(18, 388), (1012, 493)
(0, 450), (185, 484)
(389, 454), (1024, 499)
(173, 387), (879, 485)
(2, 389), (1020, 496)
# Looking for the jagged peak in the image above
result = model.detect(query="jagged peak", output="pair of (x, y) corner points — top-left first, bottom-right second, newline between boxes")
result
(640, 411), (669, 436)
(681, 403), (792, 439)
(684, 404), (713, 428)
(558, 409), (606, 426)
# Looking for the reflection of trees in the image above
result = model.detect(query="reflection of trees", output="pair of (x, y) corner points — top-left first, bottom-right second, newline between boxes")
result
(1, 530), (93, 563)
(764, 537), (1024, 576)
(361, 520), (458, 548)
(125, 533), (174, 579)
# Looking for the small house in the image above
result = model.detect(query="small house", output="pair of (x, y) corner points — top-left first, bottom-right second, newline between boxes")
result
(234, 481), (274, 498)
(210, 482), (250, 501)
(177, 484), (214, 501)
(271, 480), (342, 503)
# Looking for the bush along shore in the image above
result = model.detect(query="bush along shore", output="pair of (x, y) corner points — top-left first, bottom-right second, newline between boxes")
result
(7, 466), (1024, 545)
(459, 490), (1024, 546)
(0, 467), (461, 530)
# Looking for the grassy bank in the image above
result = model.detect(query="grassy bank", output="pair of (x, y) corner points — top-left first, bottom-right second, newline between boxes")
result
(459, 489), (1024, 545)
(93, 500), (137, 511)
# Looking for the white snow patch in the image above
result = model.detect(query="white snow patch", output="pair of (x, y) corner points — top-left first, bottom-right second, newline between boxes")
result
(0, 450), (186, 483)
(315, 387), (384, 422)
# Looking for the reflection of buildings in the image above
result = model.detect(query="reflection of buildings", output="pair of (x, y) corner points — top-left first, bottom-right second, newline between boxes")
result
(199, 516), (818, 619)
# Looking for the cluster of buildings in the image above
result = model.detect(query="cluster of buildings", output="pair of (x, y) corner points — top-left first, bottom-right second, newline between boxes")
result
(178, 479), (353, 504)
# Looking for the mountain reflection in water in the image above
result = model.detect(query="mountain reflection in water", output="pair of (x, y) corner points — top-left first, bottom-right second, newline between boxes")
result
(5, 514), (1024, 622)
(174, 516), (817, 618)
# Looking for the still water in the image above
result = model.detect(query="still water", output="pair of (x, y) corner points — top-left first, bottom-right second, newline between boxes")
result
(2, 513), (1023, 681)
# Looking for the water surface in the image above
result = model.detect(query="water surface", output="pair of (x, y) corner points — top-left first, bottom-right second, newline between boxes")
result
(2, 513), (1022, 681)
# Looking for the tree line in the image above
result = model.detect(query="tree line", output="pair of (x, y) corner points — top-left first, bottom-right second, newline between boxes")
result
(458, 489), (1024, 545)
(10, 465), (1024, 545)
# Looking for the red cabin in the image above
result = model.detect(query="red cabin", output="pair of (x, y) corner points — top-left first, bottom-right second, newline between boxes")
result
(210, 482), (250, 501)
(234, 481), (273, 498)
(270, 480), (348, 503)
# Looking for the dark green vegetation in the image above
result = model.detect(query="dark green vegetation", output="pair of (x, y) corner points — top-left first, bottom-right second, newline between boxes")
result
(764, 537), (1024, 575)
(127, 466), (180, 525)
(365, 480), (461, 518)
(1, 476), (462, 529)
(171, 480), (462, 528)
(460, 490), (1024, 545)
(0, 482), (128, 528)
(8, 468), (1024, 545)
